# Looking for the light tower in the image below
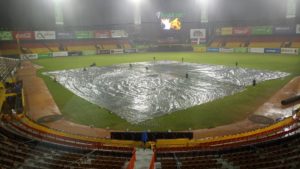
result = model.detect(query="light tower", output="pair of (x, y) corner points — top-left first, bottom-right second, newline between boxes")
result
(130, 0), (141, 25)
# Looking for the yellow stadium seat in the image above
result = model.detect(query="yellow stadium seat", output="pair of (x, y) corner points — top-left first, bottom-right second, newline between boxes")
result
(102, 44), (118, 49)
(0, 49), (19, 55)
(67, 45), (96, 51)
(249, 42), (281, 48)
(30, 48), (50, 54)
(123, 43), (132, 49)
(225, 42), (242, 48)
(291, 42), (300, 48)
(210, 42), (220, 48)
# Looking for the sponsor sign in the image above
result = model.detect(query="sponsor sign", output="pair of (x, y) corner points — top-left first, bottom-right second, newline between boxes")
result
(56, 31), (74, 39)
(111, 30), (128, 38)
(219, 48), (234, 53)
(124, 49), (137, 53)
(35, 31), (56, 40)
(13, 31), (34, 40)
(68, 51), (82, 56)
(193, 46), (206, 52)
(110, 49), (124, 54)
(20, 53), (38, 60)
(82, 50), (97, 56)
(52, 51), (68, 57)
(251, 26), (273, 35)
(190, 29), (206, 39)
(273, 26), (293, 34)
(234, 48), (248, 53)
(248, 48), (264, 53)
(38, 53), (51, 59)
(75, 31), (93, 39)
(0, 31), (13, 40)
(94, 30), (111, 38)
(97, 50), (111, 54)
(281, 48), (298, 55)
(207, 48), (219, 52)
(296, 24), (300, 34)
(233, 27), (250, 35)
(221, 27), (233, 36)
(264, 48), (281, 54)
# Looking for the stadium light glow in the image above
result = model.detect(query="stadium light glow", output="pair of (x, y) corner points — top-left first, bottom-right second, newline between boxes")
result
(130, 0), (141, 4)
(197, 0), (208, 6)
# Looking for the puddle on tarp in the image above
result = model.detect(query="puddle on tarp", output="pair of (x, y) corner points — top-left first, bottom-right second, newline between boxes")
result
(44, 61), (289, 124)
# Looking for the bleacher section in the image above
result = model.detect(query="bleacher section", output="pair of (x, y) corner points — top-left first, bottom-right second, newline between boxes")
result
(156, 132), (300, 169)
(209, 36), (300, 48)
(64, 41), (96, 51)
(0, 43), (19, 56)
(0, 39), (132, 56)
(0, 121), (134, 169)
(22, 42), (60, 53)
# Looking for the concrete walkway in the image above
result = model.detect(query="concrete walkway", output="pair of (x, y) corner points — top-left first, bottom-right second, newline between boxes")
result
(134, 148), (153, 169)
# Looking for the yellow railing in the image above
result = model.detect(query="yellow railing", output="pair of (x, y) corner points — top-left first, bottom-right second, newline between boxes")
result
(21, 116), (140, 147)
(156, 115), (297, 148)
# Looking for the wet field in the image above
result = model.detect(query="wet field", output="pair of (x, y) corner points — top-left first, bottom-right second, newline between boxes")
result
(45, 61), (288, 124)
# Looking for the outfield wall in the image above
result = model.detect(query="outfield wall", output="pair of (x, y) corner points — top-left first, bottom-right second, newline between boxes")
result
(24, 46), (299, 60)
(197, 47), (300, 55)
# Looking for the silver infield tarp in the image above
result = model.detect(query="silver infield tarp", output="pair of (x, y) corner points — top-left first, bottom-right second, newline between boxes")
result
(44, 61), (289, 124)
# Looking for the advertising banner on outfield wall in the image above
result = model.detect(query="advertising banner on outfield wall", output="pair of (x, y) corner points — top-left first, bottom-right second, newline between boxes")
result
(281, 48), (298, 55)
(94, 30), (111, 38)
(248, 48), (264, 53)
(35, 31), (56, 40)
(21, 53), (38, 60)
(56, 31), (74, 39)
(13, 31), (34, 40)
(38, 53), (51, 59)
(97, 50), (111, 54)
(296, 24), (300, 34)
(207, 48), (219, 52)
(221, 27), (233, 36)
(264, 48), (281, 54)
(82, 50), (96, 56)
(193, 46), (206, 52)
(124, 49), (138, 53)
(251, 26), (273, 35)
(0, 31), (13, 40)
(111, 30), (128, 38)
(52, 51), (68, 57)
(273, 26), (294, 34)
(74, 31), (93, 39)
(219, 48), (234, 53)
(68, 51), (82, 56)
(110, 49), (124, 54)
(234, 48), (248, 53)
(233, 27), (250, 35)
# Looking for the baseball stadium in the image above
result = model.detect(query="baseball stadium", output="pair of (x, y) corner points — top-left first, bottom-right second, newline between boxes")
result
(0, 0), (300, 169)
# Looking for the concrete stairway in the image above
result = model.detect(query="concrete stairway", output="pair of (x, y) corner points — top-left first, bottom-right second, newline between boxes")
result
(134, 148), (153, 169)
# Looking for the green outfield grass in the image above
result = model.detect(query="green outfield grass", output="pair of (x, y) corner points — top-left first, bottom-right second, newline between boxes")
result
(33, 52), (300, 131)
